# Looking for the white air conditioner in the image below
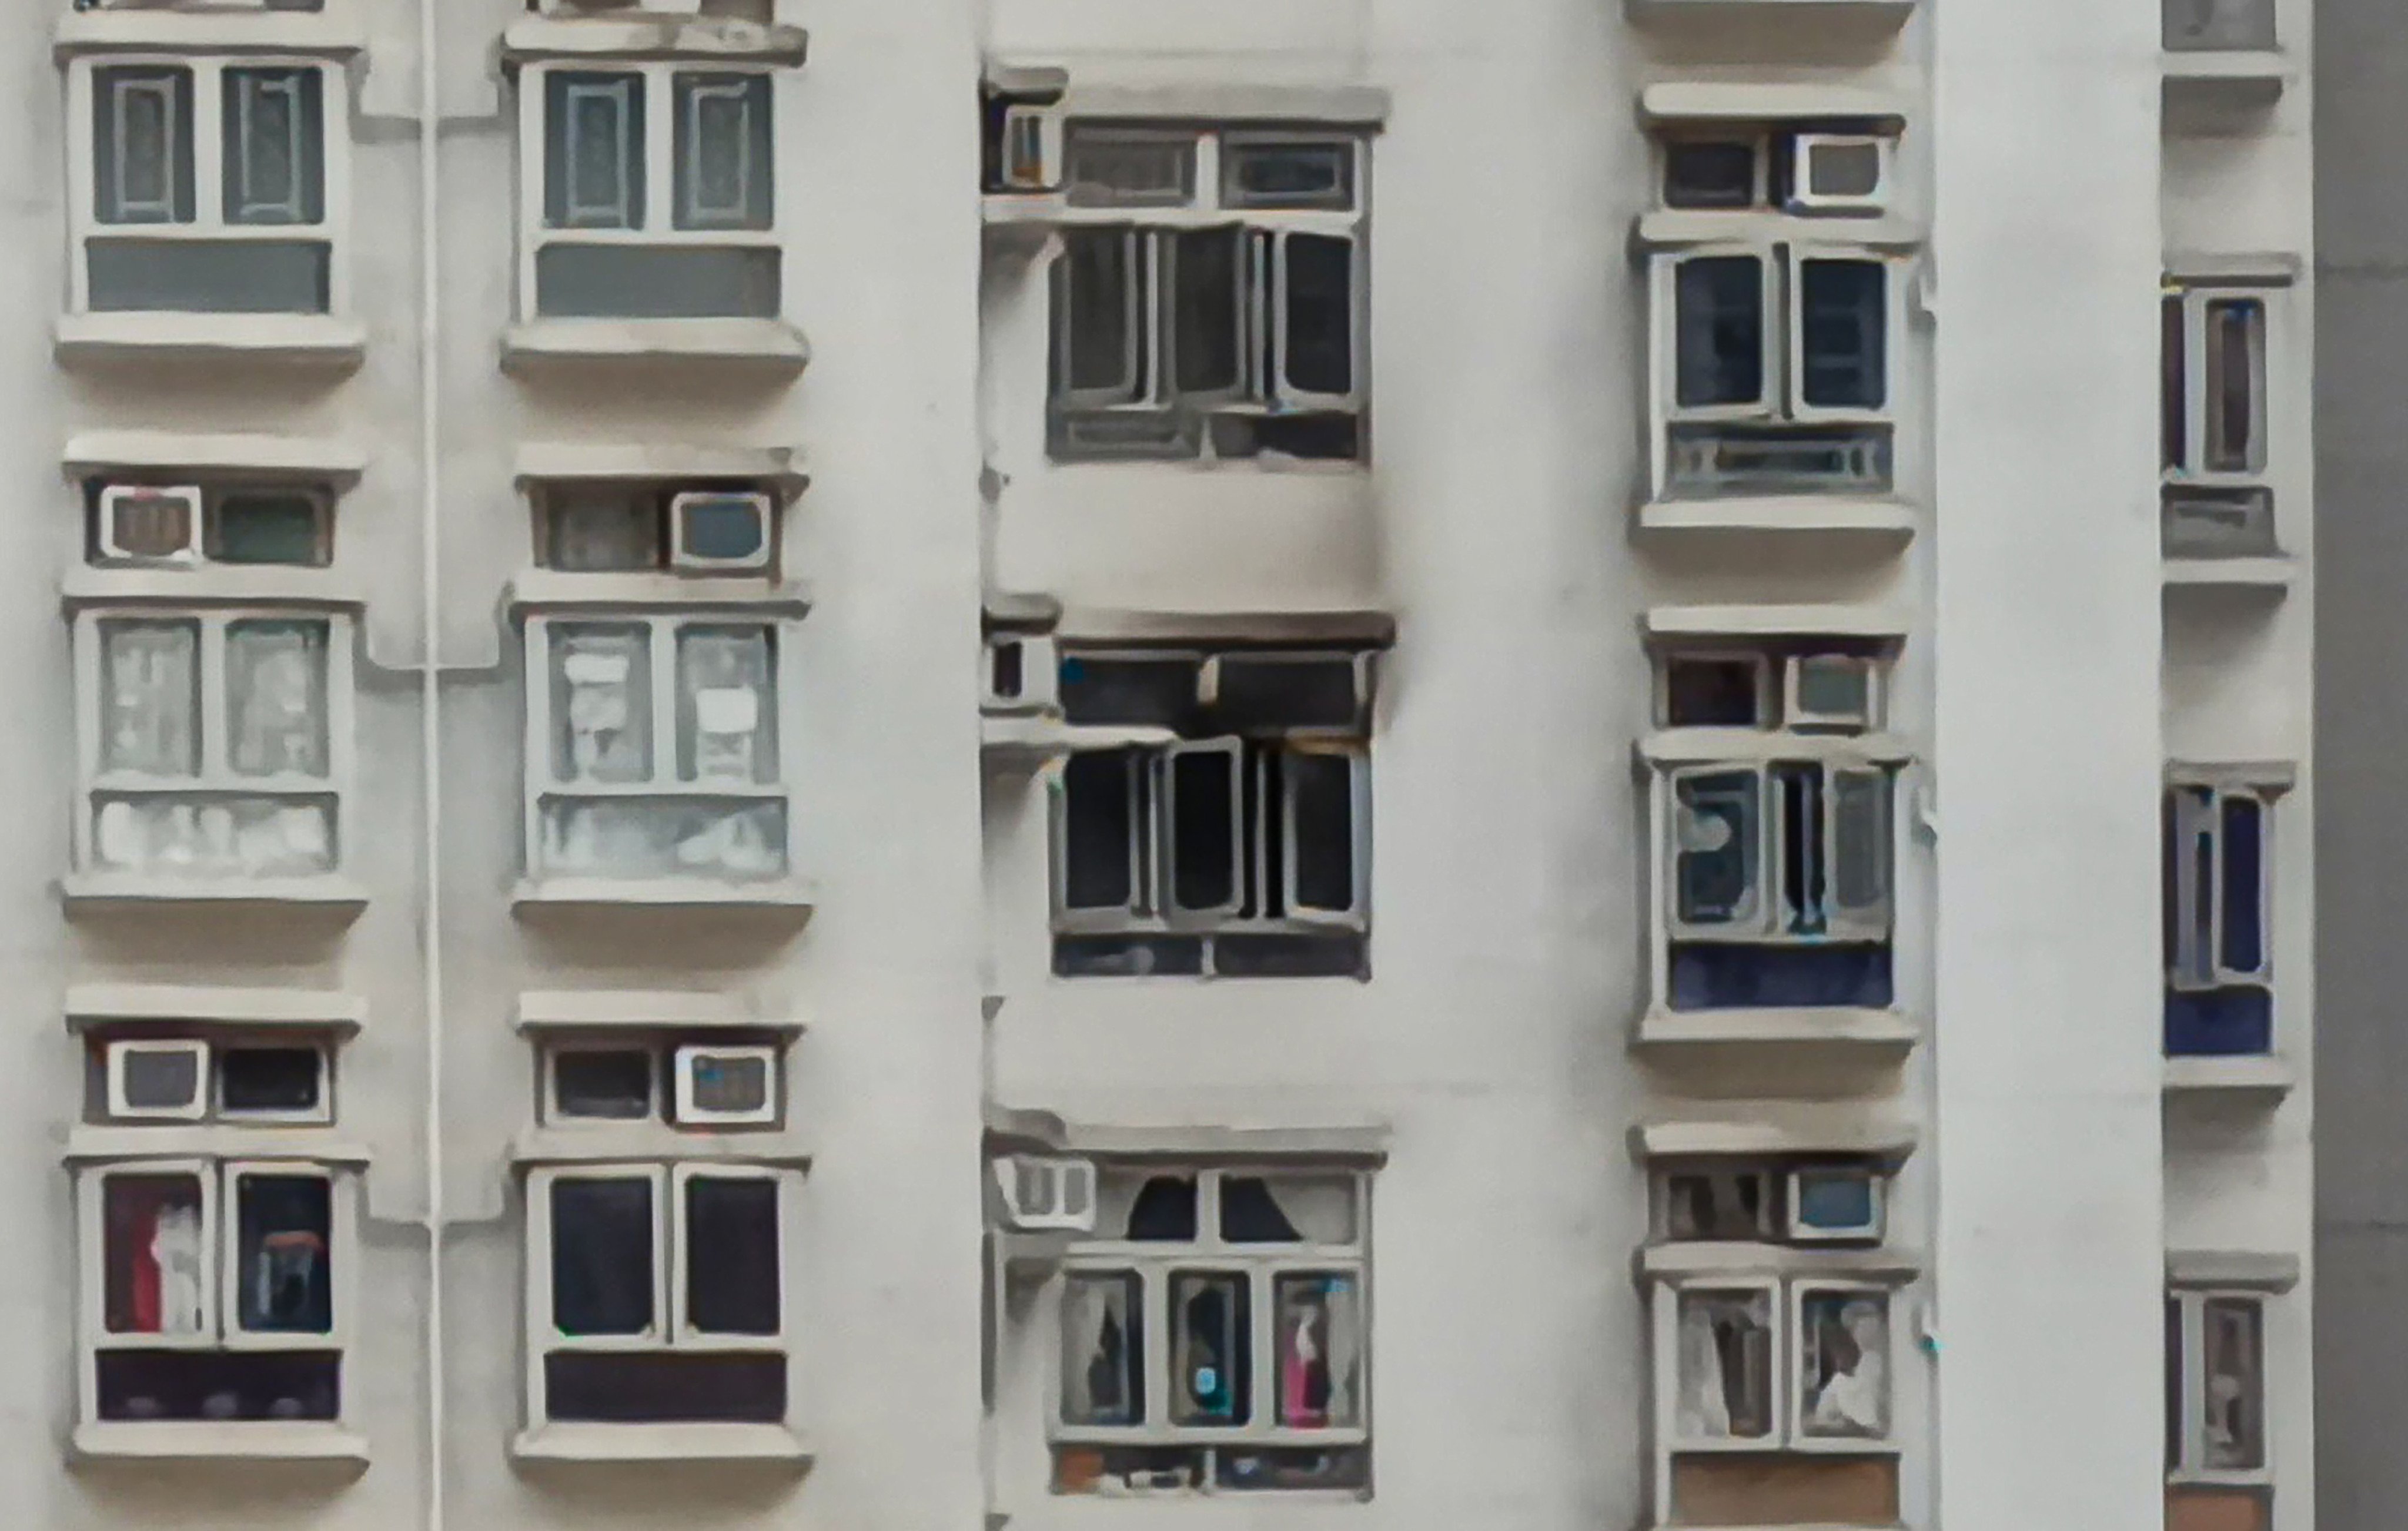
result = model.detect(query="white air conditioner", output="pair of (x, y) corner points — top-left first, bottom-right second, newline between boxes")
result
(668, 491), (775, 574)
(1788, 134), (1892, 216)
(1787, 1167), (1884, 1244)
(106, 1040), (210, 1123)
(99, 484), (203, 565)
(672, 1044), (780, 1126)
(997, 105), (1063, 194)
(993, 1154), (1096, 1234)
(981, 632), (1058, 715)
(1785, 654), (1878, 733)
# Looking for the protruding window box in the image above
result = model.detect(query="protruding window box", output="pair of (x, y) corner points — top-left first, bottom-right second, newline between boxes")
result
(2163, 764), (2289, 1063)
(1624, 0), (1916, 31)
(2163, 0), (2287, 108)
(1634, 494), (1917, 547)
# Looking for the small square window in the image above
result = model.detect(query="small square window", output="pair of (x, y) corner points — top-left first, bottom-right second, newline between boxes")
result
(1663, 139), (1761, 210)
(217, 1047), (329, 1121)
(550, 1048), (658, 1122)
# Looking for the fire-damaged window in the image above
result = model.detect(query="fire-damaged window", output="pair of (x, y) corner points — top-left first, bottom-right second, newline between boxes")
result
(2163, 780), (2277, 1057)
(1049, 126), (1364, 464)
(1650, 639), (1900, 1011)
(1051, 648), (1372, 978)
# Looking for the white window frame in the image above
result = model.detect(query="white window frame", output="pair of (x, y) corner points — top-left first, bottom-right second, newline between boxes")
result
(63, 55), (352, 317)
(520, 611), (797, 885)
(2168, 1288), (2272, 1488)
(671, 1043), (781, 1127)
(524, 1161), (795, 1428)
(1651, 1277), (1898, 1467)
(1052, 1167), (1370, 1457)
(72, 607), (358, 882)
(1657, 759), (1896, 944)
(1785, 1167), (1886, 1244)
(106, 1040), (210, 1122)
(76, 1158), (357, 1424)
(514, 61), (782, 324)
(2166, 283), (2273, 488)
(2167, 782), (2275, 991)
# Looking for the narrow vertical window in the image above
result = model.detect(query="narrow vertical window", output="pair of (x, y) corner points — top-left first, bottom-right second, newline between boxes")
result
(1273, 1273), (1363, 1428)
(1797, 1289), (1888, 1439)
(2163, 293), (2189, 471)
(1171, 227), (1244, 397)
(1061, 749), (1138, 912)
(1797, 257), (1888, 410)
(1672, 769), (1761, 927)
(549, 1177), (657, 1338)
(223, 68), (324, 226)
(229, 1170), (333, 1335)
(1285, 751), (1359, 915)
(94, 67), (195, 225)
(1163, 741), (1242, 914)
(675, 625), (777, 786)
(682, 1174), (781, 1337)
(1674, 256), (1765, 408)
(2203, 297), (2266, 474)
(102, 1171), (209, 1337)
(1675, 1288), (1774, 1439)
(1280, 232), (1355, 398)
(1830, 768), (1892, 923)
(99, 619), (201, 778)
(226, 619), (330, 779)
(1061, 1272), (1144, 1426)
(547, 72), (644, 230)
(2200, 1298), (2265, 1471)
(674, 73), (772, 231)
(1169, 1272), (1250, 1425)
(2219, 794), (2265, 975)
(551, 625), (654, 785)
(1058, 228), (1148, 403)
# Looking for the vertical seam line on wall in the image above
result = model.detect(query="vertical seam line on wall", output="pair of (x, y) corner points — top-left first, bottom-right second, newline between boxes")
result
(416, 0), (446, 1523)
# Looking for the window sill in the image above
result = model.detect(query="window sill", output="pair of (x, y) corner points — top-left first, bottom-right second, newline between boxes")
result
(1633, 210), (1926, 254)
(1636, 1241), (1922, 1284)
(1630, 1113), (1917, 1164)
(1642, 602), (1910, 641)
(64, 1126), (372, 1167)
(1636, 729), (1916, 768)
(63, 430), (369, 486)
(1634, 1006), (1919, 1057)
(515, 989), (805, 1036)
(56, 313), (367, 372)
(501, 16), (810, 66)
(71, 1421), (369, 1466)
(501, 319), (810, 376)
(504, 571), (812, 615)
(511, 1423), (811, 1465)
(1635, 495), (1916, 544)
(2163, 555), (2296, 592)
(66, 981), (365, 1036)
(511, 877), (817, 915)
(61, 873), (367, 920)
(1626, 0), (1914, 26)
(54, 9), (367, 59)
(982, 715), (1180, 767)
(509, 1125), (812, 1170)
(2164, 1054), (2295, 1100)
(2162, 49), (2290, 105)
(62, 567), (368, 611)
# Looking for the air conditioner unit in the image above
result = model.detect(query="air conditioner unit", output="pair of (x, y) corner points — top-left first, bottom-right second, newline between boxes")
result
(98, 485), (203, 565)
(981, 632), (1058, 715)
(1785, 654), (1878, 734)
(106, 1040), (211, 1122)
(993, 1154), (1096, 1234)
(668, 491), (775, 574)
(1787, 1166), (1884, 1244)
(672, 1044), (779, 1126)
(1787, 134), (1891, 216)
(996, 105), (1063, 194)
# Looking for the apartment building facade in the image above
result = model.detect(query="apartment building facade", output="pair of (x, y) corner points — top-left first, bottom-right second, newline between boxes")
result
(0, 1), (2312, 1530)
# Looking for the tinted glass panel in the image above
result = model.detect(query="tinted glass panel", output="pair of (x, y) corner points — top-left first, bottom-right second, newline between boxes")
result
(88, 239), (329, 314)
(536, 244), (780, 320)
(550, 1177), (655, 1336)
(684, 1175), (781, 1335)
(1798, 258), (1887, 410)
(1172, 227), (1242, 395)
(219, 1047), (323, 1115)
(2220, 795), (2265, 974)
(1283, 233), (1354, 397)
(1061, 749), (1135, 910)
(232, 1172), (333, 1334)
(223, 68), (323, 225)
(1663, 140), (1758, 209)
(95, 68), (195, 225)
(554, 1050), (654, 1120)
(1674, 256), (1764, 408)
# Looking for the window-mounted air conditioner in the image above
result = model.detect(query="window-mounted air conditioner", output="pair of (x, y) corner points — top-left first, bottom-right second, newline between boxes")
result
(1787, 1166), (1885, 1243)
(993, 1154), (1096, 1234)
(106, 1040), (210, 1122)
(98, 484), (203, 565)
(996, 105), (1063, 194)
(1785, 654), (1878, 734)
(982, 632), (1058, 715)
(668, 491), (775, 574)
(1788, 134), (1892, 216)
(672, 1044), (779, 1126)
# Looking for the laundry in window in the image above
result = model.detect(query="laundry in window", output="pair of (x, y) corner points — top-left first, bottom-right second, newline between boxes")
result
(1274, 1273), (1362, 1429)
(553, 625), (652, 783)
(1061, 1272), (1143, 1426)
(226, 620), (329, 778)
(100, 619), (200, 778)
(1665, 1170), (1772, 1241)
(103, 1172), (208, 1337)
(1798, 1290), (1888, 1439)
(1677, 1288), (1773, 1439)
(1170, 1272), (1250, 1425)
(678, 627), (775, 785)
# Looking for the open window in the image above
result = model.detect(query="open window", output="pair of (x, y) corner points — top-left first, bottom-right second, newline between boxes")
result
(2162, 283), (2279, 558)
(2167, 1290), (2271, 1531)
(2163, 782), (2275, 1057)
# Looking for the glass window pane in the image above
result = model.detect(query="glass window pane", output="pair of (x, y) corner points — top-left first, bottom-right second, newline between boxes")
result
(684, 1175), (781, 1336)
(1798, 257), (1888, 410)
(99, 619), (200, 778)
(675, 625), (776, 785)
(1674, 256), (1765, 408)
(674, 73), (772, 231)
(2220, 795), (2266, 974)
(1061, 749), (1137, 911)
(119, 1047), (202, 1114)
(226, 619), (330, 778)
(1061, 1272), (1144, 1425)
(223, 68), (323, 226)
(2205, 297), (2266, 474)
(1222, 1174), (1357, 1244)
(546, 72), (644, 229)
(1777, 762), (1828, 935)
(1664, 656), (1762, 727)
(1675, 1288), (1773, 1439)
(1664, 140), (1759, 209)
(553, 1049), (655, 1120)
(232, 1171), (333, 1335)
(550, 1177), (655, 1337)
(102, 1171), (209, 1336)
(551, 624), (653, 784)
(2163, 294), (2188, 471)
(1166, 746), (1238, 912)
(95, 68), (194, 225)
(2202, 1298), (2265, 1470)
(1059, 229), (1146, 400)
(1172, 227), (1242, 396)
(1793, 1169), (1878, 1234)
(1274, 1272), (1363, 1428)
(211, 491), (327, 567)
(1169, 1271), (1250, 1425)
(547, 488), (661, 571)
(1286, 751), (1357, 914)
(1282, 233), (1354, 398)
(1673, 769), (1760, 926)
(218, 1047), (325, 1117)
(1120, 1174), (1198, 1242)
(1222, 140), (1354, 209)
(1831, 769), (1892, 916)
(1799, 1289), (1889, 1438)
(540, 798), (787, 880)
(1063, 129), (1196, 207)
(1664, 1171), (1770, 1240)
(2166, 1297), (2185, 1470)
(92, 795), (335, 877)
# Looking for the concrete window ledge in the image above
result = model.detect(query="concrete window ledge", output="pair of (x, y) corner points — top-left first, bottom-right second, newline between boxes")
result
(62, 567), (370, 611)
(2162, 555), (2296, 593)
(1633, 210), (1925, 255)
(501, 17), (809, 66)
(1630, 1114), (1918, 1164)
(2163, 1054), (2295, 1100)
(514, 441), (808, 494)
(2162, 51), (2290, 108)
(510, 1423), (811, 1466)
(2165, 1249), (2300, 1293)
(511, 877), (817, 916)
(66, 982), (366, 1035)
(510, 1127), (812, 1170)
(501, 319), (811, 377)
(61, 874), (369, 921)
(54, 10), (366, 59)
(56, 313), (368, 372)
(1635, 1241), (1923, 1284)
(63, 430), (369, 487)
(1637, 729), (1915, 769)
(1634, 495), (1917, 544)
(64, 1125), (372, 1167)
(1627, 0), (1913, 26)
(1633, 1006), (1919, 1060)
(71, 1421), (370, 1467)
(506, 570), (813, 616)
(515, 989), (804, 1036)
(982, 716), (1179, 769)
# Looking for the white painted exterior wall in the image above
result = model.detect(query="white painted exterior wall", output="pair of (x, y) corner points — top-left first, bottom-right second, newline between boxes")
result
(0, 1), (2310, 1529)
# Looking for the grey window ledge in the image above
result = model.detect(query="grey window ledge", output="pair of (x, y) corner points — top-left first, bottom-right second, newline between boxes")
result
(1636, 1240), (1923, 1284)
(1634, 210), (1927, 254)
(62, 874), (368, 920)
(1642, 602), (1911, 642)
(65, 982), (365, 1035)
(56, 313), (367, 371)
(2163, 1054), (2295, 1098)
(515, 989), (804, 1036)
(1633, 1006), (1919, 1056)
(1636, 729), (1916, 769)
(509, 1126), (812, 1170)
(510, 1423), (811, 1465)
(1630, 1113), (1918, 1164)
(2163, 555), (2296, 592)
(501, 319), (810, 376)
(1636, 495), (1917, 543)
(514, 441), (807, 493)
(504, 571), (812, 615)
(55, 10), (366, 60)
(62, 567), (370, 611)
(1627, 0), (1914, 25)
(72, 1421), (369, 1466)
(502, 16), (808, 66)
(63, 430), (369, 487)
(63, 1126), (372, 1167)
(511, 876), (817, 915)
(982, 716), (1179, 768)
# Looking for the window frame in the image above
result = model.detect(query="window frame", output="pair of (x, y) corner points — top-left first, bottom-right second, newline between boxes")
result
(2167, 1288), (2272, 1488)
(2165, 782), (2275, 991)
(63, 54), (350, 317)
(1658, 759), (1897, 945)
(72, 605), (359, 883)
(519, 610), (797, 885)
(1052, 1167), (1371, 1456)
(1651, 1275), (1898, 1456)
(515, 60), (782, 324)
(2164, 283), (2273, 487)
(524, 1161), (796, 1427)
